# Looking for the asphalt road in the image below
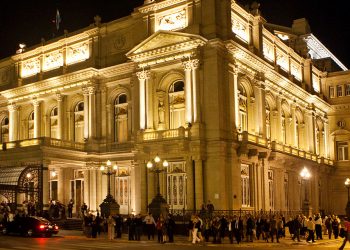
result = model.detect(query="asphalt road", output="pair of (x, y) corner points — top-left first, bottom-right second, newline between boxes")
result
(0, 230), (347, 250)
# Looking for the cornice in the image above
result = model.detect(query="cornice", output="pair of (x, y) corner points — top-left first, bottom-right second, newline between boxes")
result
(0, 68), (99, 102)
(138, 0), (187, 13)
(99, 62), (136, 78)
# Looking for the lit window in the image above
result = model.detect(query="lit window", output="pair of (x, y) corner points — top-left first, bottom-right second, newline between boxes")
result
(329, 86), (335, 98)
(268, 170), (274, 210)
(241, 164), (250, 207)
(346, 84), (350, 96)
(337, 142), (349, 161)
(337, 85), (343, 97)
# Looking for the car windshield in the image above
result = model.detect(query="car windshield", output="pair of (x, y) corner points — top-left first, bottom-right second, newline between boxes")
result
(31, 216), (50, 223)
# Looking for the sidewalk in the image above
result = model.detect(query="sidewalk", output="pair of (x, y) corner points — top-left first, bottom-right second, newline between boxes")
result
(58, 230), (344, 247)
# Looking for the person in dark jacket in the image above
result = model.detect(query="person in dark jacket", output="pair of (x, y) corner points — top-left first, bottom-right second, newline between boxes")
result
(219, 216), (228, 243)
(233, 215), (243, 244)
(246, 214), (255, 242)
(167, 214), (176, 242)
(134, 214), (143, 241)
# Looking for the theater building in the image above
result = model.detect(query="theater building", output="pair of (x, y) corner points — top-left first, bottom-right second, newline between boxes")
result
(0, 0), (349, 216)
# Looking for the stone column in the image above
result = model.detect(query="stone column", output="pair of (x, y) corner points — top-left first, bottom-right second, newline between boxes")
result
(186, 158), (194, 210)
(89, 169), (97, 211)
(194, 159), (203, 210)
(191, 59), (200, 123)
(56, 94), (63, 140)
(83, 88), (89, 140)
(8, 104), (19, 141)
(58, 168), (65, 203)
(33, 99), (41, 138)
(254, 82), (266, 137)
(83, 169), (90, 208)
(290, 104), (297, 147)
(276, 96), (282, 143)
(305, 108), (316, 153)
(136, 70), (150, 130)
(271, 111), (278, 142)
(324, 121), (329, 158)
(42, 162), (50, 212)
(229, 64), (240, 131)
(88, 86), (96, 139)
(183, 60), (193, 125)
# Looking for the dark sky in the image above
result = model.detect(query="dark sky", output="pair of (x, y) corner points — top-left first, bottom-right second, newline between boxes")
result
(1, 0), (349, 68)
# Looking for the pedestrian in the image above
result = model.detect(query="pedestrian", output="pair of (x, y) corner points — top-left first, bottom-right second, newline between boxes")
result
(107, 215), (115, 240)
(270, 215), (278, 243)
(233, 215), (243, 244)
(67, 199), (74, 218)
(314, 213), (323, 240)
(156, 215), (165, 243)
(325, 215), (333, 239)
(292, 215), (302, 242)
(167, 214), (176, 242)
(127, 214), (136, 240)
(332, 215), (340, 239)
(192, 215), (202, 244)
(306, 216), (315, 243)
(246, 214), (254, 242)
(207, 201), (214, 218)
(143, 212), (156, 240)
(81, 203), (88, 217)
(227, 217), (234, 244)
(134, 214), (143, 241)
(339, 217), (350, 250)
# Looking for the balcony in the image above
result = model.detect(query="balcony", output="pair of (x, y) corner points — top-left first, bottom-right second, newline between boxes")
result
(237, 131), (333, 165)
(0, 137), (134, 153)
(138, 127), (190, 142)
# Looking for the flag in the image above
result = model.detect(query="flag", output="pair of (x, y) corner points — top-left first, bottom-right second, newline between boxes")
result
(55, 9), (61, 31)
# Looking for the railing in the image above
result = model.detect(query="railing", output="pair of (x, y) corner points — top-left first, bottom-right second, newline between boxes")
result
(0, 137), (134, 153)
(141, 127), (189, 141)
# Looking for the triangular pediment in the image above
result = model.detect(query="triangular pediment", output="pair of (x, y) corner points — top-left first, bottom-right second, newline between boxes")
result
(126, 30), (207, 64)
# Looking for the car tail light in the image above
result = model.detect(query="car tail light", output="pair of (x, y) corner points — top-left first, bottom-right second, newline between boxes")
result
(39, 225), (45, 230)
(54, 225), (59, 230)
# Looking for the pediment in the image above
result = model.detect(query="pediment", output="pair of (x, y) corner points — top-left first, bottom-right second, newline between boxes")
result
(126, 30), (207, 64)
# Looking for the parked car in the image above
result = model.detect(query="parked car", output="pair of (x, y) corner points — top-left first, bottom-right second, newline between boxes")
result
(2, 216), (59, 237)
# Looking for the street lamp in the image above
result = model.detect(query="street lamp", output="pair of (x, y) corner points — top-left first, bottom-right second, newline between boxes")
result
(99, 160), (120, 217)
(300, 167), (311, 216)
(147, 155), (169, 219)
(345, 178), (350, 217)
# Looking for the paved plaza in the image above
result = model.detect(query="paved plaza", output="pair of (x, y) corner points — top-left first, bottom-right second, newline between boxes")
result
(0, 230), (348, 250)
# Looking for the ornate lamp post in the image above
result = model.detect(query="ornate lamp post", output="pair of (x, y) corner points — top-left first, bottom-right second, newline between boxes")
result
(300, 167), (311, 216)
(147, 155), (169, 219)
(99, 160), (120, 217)
(345, 178), (350, 217)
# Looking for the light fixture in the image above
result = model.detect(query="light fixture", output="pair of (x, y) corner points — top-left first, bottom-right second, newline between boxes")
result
(106, 160), (111, 166)
(154, 155), (161, 163)
(100, 165), (105, 171)
(300, 167), (311, 179)
(163, 160), (169, 167)
(51, 170), (57, 178)
(147, 161), (153, 169)
(345, 178), (350, 187)
(113, 164), (118, 171)
(26, 173), (32, 178)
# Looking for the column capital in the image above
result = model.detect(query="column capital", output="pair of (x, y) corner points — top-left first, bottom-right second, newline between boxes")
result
(8, 103), (19, 112)
(191, 59), (199, 69)
(88, 86), (96, 95)
(136, 70), (151, 80)
(82, 87), (89, 95)
(32, 98), (41, 107)
(182, 60), (192, 71)
(56, 93), (63, 102)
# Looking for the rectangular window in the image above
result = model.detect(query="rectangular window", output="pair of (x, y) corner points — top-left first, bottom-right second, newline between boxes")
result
(337, 85), (343, 97)
(337, 142), (349, 161)
(241, 164), (251, 207)
(346, 84), (350, 96)
(268, 170), (274, 210)
(329, 86), (335, 98)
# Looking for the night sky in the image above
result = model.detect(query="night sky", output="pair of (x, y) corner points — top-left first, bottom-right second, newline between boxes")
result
(1, 0), (349, 68)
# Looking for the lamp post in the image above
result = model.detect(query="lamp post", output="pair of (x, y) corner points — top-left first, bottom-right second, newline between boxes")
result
(345, 178), (350, 217)
(300, 167), (311, 216)
(99, 160), (120, 217)
(147, 155), (169, 219)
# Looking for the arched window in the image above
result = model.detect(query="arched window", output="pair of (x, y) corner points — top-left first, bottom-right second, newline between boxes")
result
(50, 107), (58, 139)
(74, 102), (84, 142)
(265, 102), (271, 140)
(28, 111), (34, 139)
(1, 117), (9, 143)
(168, 81), (185, 129)
(238, 85), (248, 132)
(114, 94), (128, 143)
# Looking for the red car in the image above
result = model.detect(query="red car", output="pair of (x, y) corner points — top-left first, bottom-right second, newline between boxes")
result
(2, 216), (59, 237)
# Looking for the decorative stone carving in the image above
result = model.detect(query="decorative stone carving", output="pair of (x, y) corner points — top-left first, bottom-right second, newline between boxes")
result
(43, 51), (63, 71)
(136, 70), (151, 80)
(114, 35), (127, 50)
(157, 9), (187, 31)
(22, 58), (40, 78)
(66, 43), (89, 65)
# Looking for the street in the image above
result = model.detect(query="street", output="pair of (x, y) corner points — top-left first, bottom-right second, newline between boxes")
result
(0, 230), (348, 250)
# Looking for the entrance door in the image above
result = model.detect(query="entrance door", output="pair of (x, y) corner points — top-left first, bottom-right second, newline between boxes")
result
(166, 162), (187, 210)
(116, 176), (130, 215)
(70, 179), (84, 217)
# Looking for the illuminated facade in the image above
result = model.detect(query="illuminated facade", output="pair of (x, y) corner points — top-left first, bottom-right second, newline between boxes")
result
(0, 0), (349, 216)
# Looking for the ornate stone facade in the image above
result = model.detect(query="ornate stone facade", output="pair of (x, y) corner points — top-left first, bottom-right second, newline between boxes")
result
(0, 0), (349, 216)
